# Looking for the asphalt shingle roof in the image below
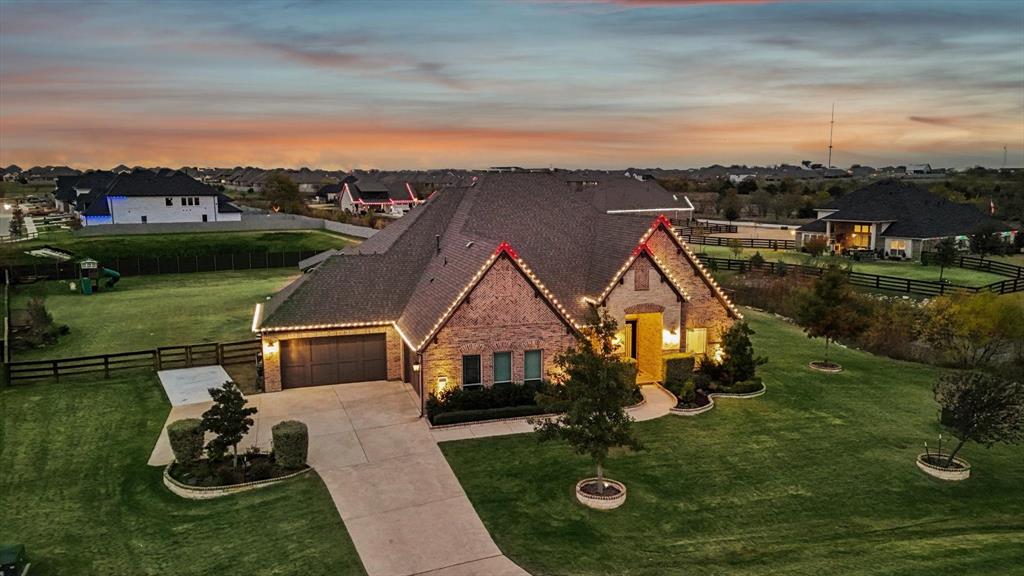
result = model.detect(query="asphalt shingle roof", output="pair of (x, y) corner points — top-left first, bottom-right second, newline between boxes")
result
(798, 180), (1009, 238)
(260, 172), (691, 348)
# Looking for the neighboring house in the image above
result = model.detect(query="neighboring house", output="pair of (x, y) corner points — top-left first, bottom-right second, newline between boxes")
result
(255, 172), (739, 410)
(53, 170), (117, 212)
(796, 180), (1012, 259)
(22, 165), (81, 184)
(339, 175), (422, 215)
(905, 164), (932, 176)
(2, 164), (22, 181)
(80, 169), (242, 225)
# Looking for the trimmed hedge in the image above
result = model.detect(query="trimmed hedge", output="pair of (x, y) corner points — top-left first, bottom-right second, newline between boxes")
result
(272, 420), (309, 469)
(426, 380), (551, 422)
(664, 354), (695, 386)
(432, 404), (548, 426)
(167, 418), (204, 466)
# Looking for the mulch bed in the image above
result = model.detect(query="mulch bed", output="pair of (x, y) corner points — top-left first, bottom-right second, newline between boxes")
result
(168, 454), (303, 487)
(580, 480), (623, 498)
(920, 454), (967, 470)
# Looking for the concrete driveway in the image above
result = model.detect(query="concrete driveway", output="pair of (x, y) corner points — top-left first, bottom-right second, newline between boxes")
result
(151, 380), (528, 576)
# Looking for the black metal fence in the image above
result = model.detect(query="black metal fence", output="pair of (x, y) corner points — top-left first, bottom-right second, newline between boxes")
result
(4, 250), (323, 282)
(4, 339), (260, 383)
(697, 255), (1024, 297)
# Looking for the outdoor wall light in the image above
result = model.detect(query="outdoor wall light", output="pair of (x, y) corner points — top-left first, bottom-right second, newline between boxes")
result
(262, 340), (279, 356)
(412, 363), (421, 372)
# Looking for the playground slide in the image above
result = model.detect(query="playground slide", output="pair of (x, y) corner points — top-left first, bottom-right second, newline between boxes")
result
(101, 268), (121, 288)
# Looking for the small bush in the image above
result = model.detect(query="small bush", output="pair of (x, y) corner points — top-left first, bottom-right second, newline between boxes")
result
(426, 380), (551, 421)
(664, 355), (695, 387)
(272, 420), (309, 469)
(720, 378), (764, 394)
(167, 418), (204, 466)
(432, 404), (548, 426)
(749, 251), (765, 268)
(249, 460), (274, 481)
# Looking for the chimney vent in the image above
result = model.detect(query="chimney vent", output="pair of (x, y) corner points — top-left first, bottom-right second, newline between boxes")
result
(435, 235), (441, 254)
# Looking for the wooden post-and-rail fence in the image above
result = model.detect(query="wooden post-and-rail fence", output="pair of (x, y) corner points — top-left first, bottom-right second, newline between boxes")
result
(4, 339), (260, 384)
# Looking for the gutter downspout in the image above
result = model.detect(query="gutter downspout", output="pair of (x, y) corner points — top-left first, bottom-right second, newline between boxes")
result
(417, 352), (425, 418)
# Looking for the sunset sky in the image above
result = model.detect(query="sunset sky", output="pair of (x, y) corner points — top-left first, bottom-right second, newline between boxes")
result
(0, 0), (1021, 170)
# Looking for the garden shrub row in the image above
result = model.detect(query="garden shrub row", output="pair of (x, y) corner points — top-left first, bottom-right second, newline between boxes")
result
(426, 380), (552, 423)
(432, 404), (549, 426)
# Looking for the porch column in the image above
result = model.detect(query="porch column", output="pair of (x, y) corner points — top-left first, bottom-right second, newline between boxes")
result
(869, 223), (876, 251)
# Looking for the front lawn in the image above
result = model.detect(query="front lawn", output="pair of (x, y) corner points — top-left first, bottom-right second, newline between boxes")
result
(442, 310), (1024, 576)
(1, 229), (354, 266)
(696, 245), (1008, 286)
(0, 372), (365, 575)
(10, 269), (297, 360)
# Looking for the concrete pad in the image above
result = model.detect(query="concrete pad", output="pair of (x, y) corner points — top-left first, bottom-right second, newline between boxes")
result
(416, 555), (529, 576)
(157, 365), (233, 406)
(505, 420), (537, 435)
(344, 496), (502, 576)
(631, 385), (677, 422)
(356, 419), (436, 462)
(257, 408), (354, 448)
(344, 391), (420, 430)
(332, 380), (407, 403)
(258, 386), (342, 417)
(320, 449), (462, 520)
(307, 430), (367, 470)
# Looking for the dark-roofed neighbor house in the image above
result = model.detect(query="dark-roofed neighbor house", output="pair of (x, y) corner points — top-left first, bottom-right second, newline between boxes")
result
(797, 180), (1013, 259)
(254, 172), (739, 413)
(340, 174), (422, 215)
(81, 169), (242, 225)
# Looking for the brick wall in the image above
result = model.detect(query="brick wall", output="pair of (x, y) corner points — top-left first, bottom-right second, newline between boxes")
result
(646, 228), (734, 344)
(261, 325), (403, 392)
(421, 256), (575, 395)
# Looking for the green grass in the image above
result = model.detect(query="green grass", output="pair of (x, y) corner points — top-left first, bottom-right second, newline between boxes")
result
(1, 229), (353, 266)
(10, 270), (297, 360)
(0, 372), (365, 575)
(442, 310), (1024, 576)
(0, 181), (54, 200)
(696, 245), (1008, 286)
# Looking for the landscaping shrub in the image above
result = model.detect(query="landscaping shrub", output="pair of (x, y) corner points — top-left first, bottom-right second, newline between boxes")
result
(663, 355), (695, 387)
(432, 404), (548, 426)
(749, 251), (765, 269)
(167, 418), (204, 466)
(426, 380), (551, 422)
(272, 420), (309, 469)
(720, 378), (764, 394)
(12, 297), (70, 351)
(249, 459), (274, 481)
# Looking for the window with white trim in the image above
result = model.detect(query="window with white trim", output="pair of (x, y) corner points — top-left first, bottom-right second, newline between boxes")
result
(462, 355), (482, 388)
(524, 350), (542, 383)
(493, 352), (512, 384)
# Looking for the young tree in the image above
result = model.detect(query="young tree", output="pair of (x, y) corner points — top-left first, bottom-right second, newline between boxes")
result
(717, 322), (767, 385)
(736, 178), (758, 195)
(262, 172), (304, 214)
(726, 238), (744, 259)
(803, 236), (828, 258)
(932, 237), (958, 283)
(8, 205), (25, 238)
(796, 265), (868, 366)
(933, 372), (1024, 467)
(201, 381), (258, 469)
(534, 307), (642, 490)
(921, 293), (1024, 368)
(721, 196), (742, 222)
(969, 224), (1004, 257)
(750, 188), (773, 218)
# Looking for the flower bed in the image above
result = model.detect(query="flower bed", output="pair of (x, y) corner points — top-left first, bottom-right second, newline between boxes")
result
(670, 381), (766, 416)
(427, 380), (643, 426)
(163, 462), (312, 500)
(808, 361), (843, 373)
(166, 452), (305, 491)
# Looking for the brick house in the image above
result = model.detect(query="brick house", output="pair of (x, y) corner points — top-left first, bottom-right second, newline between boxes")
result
(255, 172), (739, 414)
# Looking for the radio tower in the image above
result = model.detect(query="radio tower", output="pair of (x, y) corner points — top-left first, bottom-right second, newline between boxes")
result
(827, 102), (835, 169)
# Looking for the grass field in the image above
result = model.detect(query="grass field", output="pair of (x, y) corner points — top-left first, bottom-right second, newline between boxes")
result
(695, 245), (1010, 286)
(442, 310), (1024, 576)
(10, 269), (297, 360)
(0, 372), (365, 575)
(1, 229), (353, 266)
(0, 181), (54, 200)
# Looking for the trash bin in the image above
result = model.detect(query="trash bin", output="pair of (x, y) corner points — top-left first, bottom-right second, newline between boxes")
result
(80, 277), (93, 295)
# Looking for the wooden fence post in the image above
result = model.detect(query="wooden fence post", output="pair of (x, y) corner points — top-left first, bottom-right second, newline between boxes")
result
(103, 355), (110, 378)
(52, 360), (59, 382)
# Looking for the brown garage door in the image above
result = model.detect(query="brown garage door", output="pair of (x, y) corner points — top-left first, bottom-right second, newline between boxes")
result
(281, 333), (387, 388)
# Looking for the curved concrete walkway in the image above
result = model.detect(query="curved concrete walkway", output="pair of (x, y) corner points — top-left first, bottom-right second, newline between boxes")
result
(150, 383), (674, 576)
